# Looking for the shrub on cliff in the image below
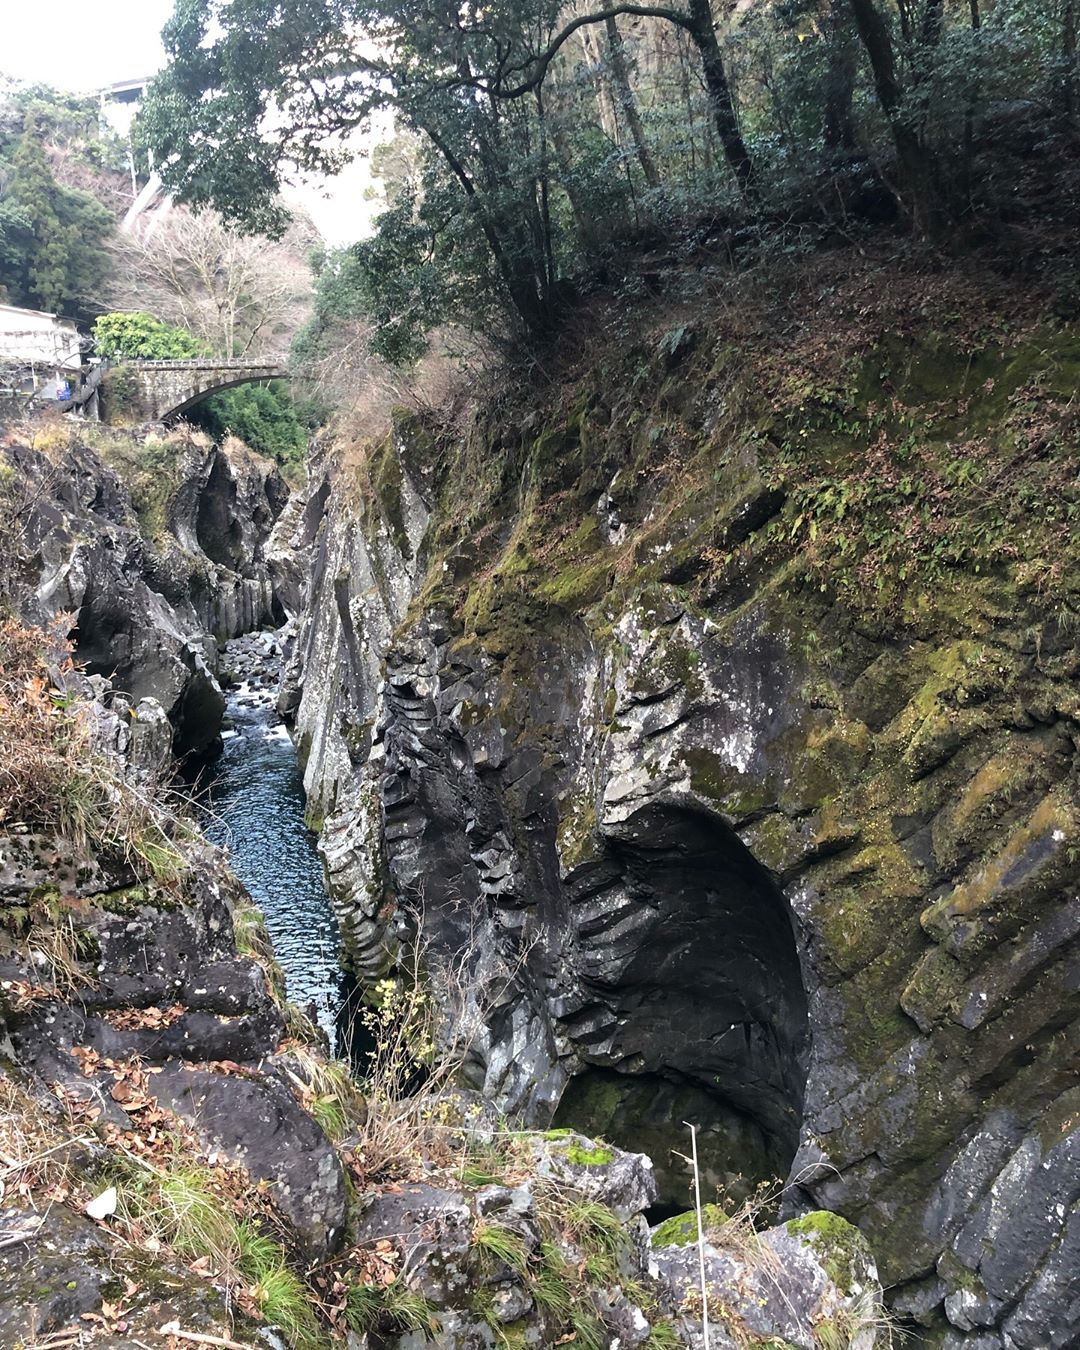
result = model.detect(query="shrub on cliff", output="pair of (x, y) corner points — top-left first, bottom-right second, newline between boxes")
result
(0, 620), (106, 842)
(0, 618), (181, 875)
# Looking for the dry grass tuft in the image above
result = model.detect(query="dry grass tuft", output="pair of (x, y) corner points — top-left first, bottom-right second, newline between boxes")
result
(0, 619), (185, 880)
(0, 1073), (92, 1205)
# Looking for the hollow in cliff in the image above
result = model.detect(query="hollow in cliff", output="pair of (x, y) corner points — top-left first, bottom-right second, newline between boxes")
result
(556, 802), (810, 1214)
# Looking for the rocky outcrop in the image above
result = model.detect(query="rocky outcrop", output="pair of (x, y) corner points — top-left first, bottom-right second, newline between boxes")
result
(287, 290), (1080, 1347)
(0, 818), (348, 1253)
(2, 427), (290, 754)
(343, 1143), (881, 1350)
(0, 746), (876, 1346)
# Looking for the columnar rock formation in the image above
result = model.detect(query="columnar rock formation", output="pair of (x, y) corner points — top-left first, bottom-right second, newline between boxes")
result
(284, 292), (1080, 1347)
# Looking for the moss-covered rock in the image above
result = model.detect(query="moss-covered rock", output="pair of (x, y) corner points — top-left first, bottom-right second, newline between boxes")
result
(651, 1205), (729, 1248)
(289, 251), (1080, 1344)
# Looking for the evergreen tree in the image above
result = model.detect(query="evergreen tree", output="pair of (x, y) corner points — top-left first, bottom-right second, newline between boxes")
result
(9, 112), (67, 311)
(0, 110), (112, 315)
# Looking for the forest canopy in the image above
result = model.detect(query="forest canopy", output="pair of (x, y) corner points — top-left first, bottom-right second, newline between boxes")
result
(142, 0), (1080, 360)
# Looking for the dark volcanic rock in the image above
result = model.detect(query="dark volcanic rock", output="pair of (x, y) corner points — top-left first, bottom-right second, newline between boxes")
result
(0, 1204), (248, 1347)
(285, 355), (1080, 1344)
(153, 1064), (347, 1258)
(2, 430), (291, 754)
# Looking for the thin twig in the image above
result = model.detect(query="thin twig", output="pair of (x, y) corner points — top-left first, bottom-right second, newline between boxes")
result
(157, 1325), (260, 1350)
(0, 1135), (95, 1178)
(0, 1215), (48, 1249)
(684, 1120), (710, 1350)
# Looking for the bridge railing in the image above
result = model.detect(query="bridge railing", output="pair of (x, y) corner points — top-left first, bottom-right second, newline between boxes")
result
(124, 358), (289, 372)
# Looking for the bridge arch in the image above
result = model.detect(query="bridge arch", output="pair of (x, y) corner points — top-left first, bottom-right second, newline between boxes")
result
(104, 359), (290, 424)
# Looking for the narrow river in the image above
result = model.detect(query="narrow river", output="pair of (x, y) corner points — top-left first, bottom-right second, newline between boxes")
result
(199, 632), (348, 1050)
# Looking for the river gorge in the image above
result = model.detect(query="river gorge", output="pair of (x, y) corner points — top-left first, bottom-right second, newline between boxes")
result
(2, 257), (1080, 1350)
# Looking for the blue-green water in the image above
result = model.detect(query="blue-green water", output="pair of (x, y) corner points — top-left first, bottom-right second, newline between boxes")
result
(202, 646), (347, 1049)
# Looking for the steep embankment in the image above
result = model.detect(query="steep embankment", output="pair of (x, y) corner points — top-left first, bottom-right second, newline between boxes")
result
(1, 422), (293, 754)
(287, 247), (1080, 1346)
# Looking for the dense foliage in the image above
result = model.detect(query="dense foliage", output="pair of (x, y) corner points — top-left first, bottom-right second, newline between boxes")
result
(0, 94), (113, 316)
(92, 311), (202, 361)
(144, 0), (1080, 360)
(189, 383), (323, 474)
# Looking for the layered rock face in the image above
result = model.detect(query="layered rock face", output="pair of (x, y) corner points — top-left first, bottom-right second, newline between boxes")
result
(0, 649), (879, 1348)
(3, 427), (290, 754)
(287, 278), (1080, 1347)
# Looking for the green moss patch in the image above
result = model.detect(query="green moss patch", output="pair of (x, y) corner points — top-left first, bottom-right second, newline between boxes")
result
(651, 1204), (729, 1248)
(785, 1210), (865, 1295)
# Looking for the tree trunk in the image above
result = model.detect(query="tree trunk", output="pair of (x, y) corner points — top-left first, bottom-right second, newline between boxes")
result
(685, 0), (756, 196)
(578, 27), (620, 142)
(605, 15), (662, 188)
(846, 0), (941, 231)
(824, 0), (858, 151)
(421, 120), (549, 338)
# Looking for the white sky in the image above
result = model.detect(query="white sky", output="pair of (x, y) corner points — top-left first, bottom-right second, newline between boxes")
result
(0, 0), (385, 245)
(1, 1), (173, 91)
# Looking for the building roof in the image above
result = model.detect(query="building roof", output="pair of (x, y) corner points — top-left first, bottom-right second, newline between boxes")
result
(103, 77), (154, 95)
(0, 303), (78, 327)
(0, 303), (58, 322)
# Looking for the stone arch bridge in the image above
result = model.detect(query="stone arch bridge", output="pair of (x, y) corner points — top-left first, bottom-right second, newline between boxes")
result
(104, 358), (289, 423)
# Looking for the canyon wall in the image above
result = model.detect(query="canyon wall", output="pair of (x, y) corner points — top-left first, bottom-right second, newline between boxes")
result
(0, 414), (879, 1349)
(287, 262), (1080, 1347)
(2, 425), (290, 754)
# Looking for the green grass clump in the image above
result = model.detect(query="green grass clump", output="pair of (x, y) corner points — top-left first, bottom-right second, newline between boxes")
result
(458, 1136), (510, 1188)
(532, 1243), (573, 1318)
(473, 1218), (530, 1275)
(642, 1318), (682, 1349)
(111, 1155), (238, 1267)
(238, 1225), (323, 1350)
(345, 1279), (440, 1337)
(108, 1149), (325, 1347)
(565, 1198), (623, 1259)
(570, 1307), (608, 1350)
(310, 1092), (349, 1142)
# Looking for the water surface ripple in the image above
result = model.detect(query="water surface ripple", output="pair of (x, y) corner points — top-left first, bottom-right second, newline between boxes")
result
(201, 635), (346, 1048)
